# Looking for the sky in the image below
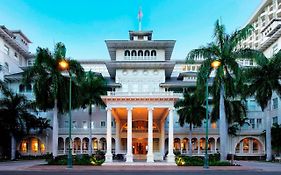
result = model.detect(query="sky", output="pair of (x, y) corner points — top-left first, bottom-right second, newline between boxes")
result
(0, 0), (262, 61)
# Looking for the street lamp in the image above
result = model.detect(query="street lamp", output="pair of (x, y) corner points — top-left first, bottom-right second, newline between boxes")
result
(204, 60), (221, 169)
(58, 59), (72, 168)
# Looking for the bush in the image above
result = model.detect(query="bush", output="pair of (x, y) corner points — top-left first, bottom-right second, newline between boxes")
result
(46, 153), (105, 166)
(176, 154), (232, 166)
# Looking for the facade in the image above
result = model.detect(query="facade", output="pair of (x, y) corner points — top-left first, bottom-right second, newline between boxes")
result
(1, 0), (280, 163)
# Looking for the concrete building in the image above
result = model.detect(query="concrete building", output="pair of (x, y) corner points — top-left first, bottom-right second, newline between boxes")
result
(1, 0), (280, 163)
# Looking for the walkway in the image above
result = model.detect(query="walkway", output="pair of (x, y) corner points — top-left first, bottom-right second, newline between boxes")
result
(237, 161), (281, 172)
(0, 160), (46, 171)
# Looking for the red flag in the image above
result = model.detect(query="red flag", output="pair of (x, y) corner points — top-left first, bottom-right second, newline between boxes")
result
(138, 7), (143, 21)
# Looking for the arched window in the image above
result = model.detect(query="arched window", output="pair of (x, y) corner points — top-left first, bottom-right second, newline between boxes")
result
(144, 50), (150, 57)
(131, 50), (137, 56)
(151, 50), (156, 57)
(19, 84), (25, 92)
(124, 50), (130, 57)
(138, 50), (143, 56)
(26, 84), (32, 92)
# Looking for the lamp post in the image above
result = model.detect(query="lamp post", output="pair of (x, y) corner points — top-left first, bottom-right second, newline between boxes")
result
(58, 59), (72, 168)
(204, 60), (221, 169)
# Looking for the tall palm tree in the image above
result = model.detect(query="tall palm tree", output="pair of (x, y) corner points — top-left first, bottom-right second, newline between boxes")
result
(243, 50), (281, 161)
(174, 91), (206, 155)
(23, 42), (84, 157)
(81, 71), (106, 155)
(187, 20), (254, 160)
(0, 81), (37, 160)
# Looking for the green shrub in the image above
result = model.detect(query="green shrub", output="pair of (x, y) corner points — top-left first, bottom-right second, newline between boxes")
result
(176, 154), (231, 166)
(46, 154), (104, 166)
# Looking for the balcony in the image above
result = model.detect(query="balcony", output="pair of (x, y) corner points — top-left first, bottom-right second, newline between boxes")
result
(106, 91), (182, 97)
(262, 19), (281, 37)
(58, 127), (110, 135)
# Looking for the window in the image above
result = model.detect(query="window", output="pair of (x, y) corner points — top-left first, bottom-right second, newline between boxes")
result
(72, 121), (77, 128)
(124, 50), (130, 57)
(14, 52), (18, 58)
(144, 50), (150, 57)
(273, 98), (278, 109)
(151, 50), (156, 57)
(4, 45), (9, 55)
(26, 84), (32, 92)
(257, 118), (262, 129)
(64, 121), (69, 128)
(19, 84), (25, 92)
(273, 116), (278, 125)
(249, 59), (254, 66)
(101, 121), (106, 128)
(250, 119), (255, 129)
(138, 50), (143, 56)
(131, 50), (137, 56)
(82, 121), (87, 129)
(111, 121), (115, 127)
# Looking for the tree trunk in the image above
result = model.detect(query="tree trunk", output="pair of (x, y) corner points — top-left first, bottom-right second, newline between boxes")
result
(52, 99), (58, 157)
(266, 104), (272, 161)
(219, 85), (228, 161)
(10, 133), (16, 160)
(88, 105), (92, 155)
(189, 124), (193, 156)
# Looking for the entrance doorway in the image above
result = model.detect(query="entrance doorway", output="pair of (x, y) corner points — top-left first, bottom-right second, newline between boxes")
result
(133, 138), (147, 155)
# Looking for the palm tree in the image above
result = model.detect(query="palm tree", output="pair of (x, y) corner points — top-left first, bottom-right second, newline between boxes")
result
(23, 42), (84, 157)
(80, 71), (106, 155)
(0, 81), (37, 160)
(243, 50), (281, 161)
(187, 20), (254, 160)
(174, 91), (206, 155)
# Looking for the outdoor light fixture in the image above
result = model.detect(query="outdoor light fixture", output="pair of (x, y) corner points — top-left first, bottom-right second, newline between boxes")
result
(58, 59), (72, 168)
(204, 60), (221, 169)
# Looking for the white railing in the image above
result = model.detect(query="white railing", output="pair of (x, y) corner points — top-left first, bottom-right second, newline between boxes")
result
(107, 91), (182, 97)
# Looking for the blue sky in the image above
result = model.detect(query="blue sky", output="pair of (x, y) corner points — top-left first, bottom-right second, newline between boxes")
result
(0, 0), (262, 60)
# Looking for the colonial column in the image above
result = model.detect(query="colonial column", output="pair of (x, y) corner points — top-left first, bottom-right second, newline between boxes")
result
(160, 120), (165, 157)
(126, 107), (133, 162)
(105, 107), (113, 162)
(147, 107), (154, 162)
(63, 138), (66, 154)
(214, 139), (217, 153)
(197, 139), (200, 154)
(115, 120), (121, 154)
(80, 139), (83, 154)
(167, 107), (175, 163)
(52, 101), (58, 157)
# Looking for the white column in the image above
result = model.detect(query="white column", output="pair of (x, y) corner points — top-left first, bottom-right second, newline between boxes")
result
(63, 139), (66, 154)
(126, 107), (133, 162)
(52, 101), (58, 157)
(105, 107), (113, 162)
(167, 107), (175, 163)
(115, 120), (121, 154)
(214, 139), (217, 153)
(147, 107), (154, 162)
(80, 139), (83, 154)
(197, 139), (200, 154)
(160, 120), (165, 157)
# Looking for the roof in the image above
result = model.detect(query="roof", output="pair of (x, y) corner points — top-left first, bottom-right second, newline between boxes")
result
(105, 40), (176, 61)
(11, 30), (32, 43)
(0, 25), (32, 58)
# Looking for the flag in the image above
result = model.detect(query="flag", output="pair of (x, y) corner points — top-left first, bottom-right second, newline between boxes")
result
(138, 7), (143, 22)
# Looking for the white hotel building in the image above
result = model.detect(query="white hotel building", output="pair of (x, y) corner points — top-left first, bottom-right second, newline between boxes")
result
(0, 0), (280, 163)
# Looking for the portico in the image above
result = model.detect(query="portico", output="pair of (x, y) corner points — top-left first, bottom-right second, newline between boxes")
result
(102, 93), (179, 163)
